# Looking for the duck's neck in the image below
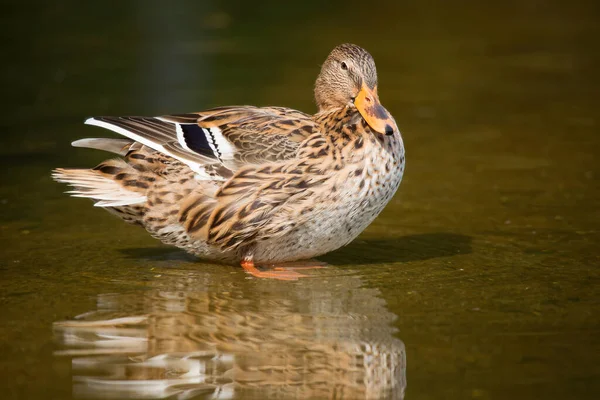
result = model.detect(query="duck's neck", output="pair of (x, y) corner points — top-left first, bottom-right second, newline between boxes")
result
(315, 105), (361, 131)
(311, 105), (403, 164)
(315, 104), (353, 119)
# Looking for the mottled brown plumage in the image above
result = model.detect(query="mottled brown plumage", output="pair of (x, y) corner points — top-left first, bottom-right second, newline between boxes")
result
(53, 44), (405, 279)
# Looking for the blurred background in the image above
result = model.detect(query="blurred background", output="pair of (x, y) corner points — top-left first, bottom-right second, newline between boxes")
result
(0, 0), (599, 399)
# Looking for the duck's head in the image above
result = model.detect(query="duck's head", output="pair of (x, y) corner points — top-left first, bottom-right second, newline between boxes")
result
(315, 43), (397, 136)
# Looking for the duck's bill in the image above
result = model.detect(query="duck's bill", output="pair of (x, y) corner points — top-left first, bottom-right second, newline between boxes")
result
(354, 83), (396, 136)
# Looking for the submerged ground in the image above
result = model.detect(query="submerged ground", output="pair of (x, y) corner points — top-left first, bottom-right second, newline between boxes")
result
(0, 1), (599, 399)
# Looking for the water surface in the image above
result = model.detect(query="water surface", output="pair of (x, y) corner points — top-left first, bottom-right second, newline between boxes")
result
(1, 1), (599, 399)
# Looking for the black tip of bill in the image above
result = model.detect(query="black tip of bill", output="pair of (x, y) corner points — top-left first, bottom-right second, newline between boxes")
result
(384, 124), (394, 136)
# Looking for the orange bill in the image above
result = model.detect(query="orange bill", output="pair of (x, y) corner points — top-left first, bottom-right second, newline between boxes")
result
(354, 83), (397, 135)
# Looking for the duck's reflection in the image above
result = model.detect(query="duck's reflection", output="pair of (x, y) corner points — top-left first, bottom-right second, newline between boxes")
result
(54, 269), (406, 399)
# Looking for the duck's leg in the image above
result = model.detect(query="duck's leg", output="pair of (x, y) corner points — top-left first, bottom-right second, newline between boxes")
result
(240, 252), (327, 281)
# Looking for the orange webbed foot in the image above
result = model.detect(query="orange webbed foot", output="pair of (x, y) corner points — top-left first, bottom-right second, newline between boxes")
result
(240, 259), (328, 281)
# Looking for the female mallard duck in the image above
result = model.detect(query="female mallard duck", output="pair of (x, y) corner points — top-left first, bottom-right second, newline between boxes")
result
(53, 43), (405, 280)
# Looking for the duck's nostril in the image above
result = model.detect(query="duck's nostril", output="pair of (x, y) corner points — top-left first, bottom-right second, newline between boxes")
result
(384, 124), (394, 135)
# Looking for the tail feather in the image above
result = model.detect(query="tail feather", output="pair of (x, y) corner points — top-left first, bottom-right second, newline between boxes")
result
(71, 138), (135, 156)
(52, 164), (147, 208)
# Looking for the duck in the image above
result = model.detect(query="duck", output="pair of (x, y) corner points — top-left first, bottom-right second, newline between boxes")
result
(53, 43), (406, 280)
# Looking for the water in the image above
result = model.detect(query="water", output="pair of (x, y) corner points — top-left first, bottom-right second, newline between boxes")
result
(1, 1), (599, 399)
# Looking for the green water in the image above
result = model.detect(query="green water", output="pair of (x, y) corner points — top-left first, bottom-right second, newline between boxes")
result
(1, 1), (599, 399)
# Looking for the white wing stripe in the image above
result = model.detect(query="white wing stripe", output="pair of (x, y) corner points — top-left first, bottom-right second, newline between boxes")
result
(175, 123), (193, 152)
(206, 126), (236, 160)
(204, 128), (221, 160)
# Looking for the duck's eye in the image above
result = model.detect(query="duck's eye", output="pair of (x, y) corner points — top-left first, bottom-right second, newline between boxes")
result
(340, 61), (348, 71)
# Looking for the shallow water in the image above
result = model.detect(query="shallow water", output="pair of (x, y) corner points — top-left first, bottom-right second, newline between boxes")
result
(1, 1), (599, 399)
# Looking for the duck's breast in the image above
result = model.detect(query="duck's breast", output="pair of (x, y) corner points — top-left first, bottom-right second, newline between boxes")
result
(253, 132), (405, 263)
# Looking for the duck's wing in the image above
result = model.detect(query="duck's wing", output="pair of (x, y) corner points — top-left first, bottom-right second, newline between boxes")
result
(162, 106), (318, 167)
(84, 106), (319, 177)
(189, 130), (331, 251)
(199, 108), (358, 252)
